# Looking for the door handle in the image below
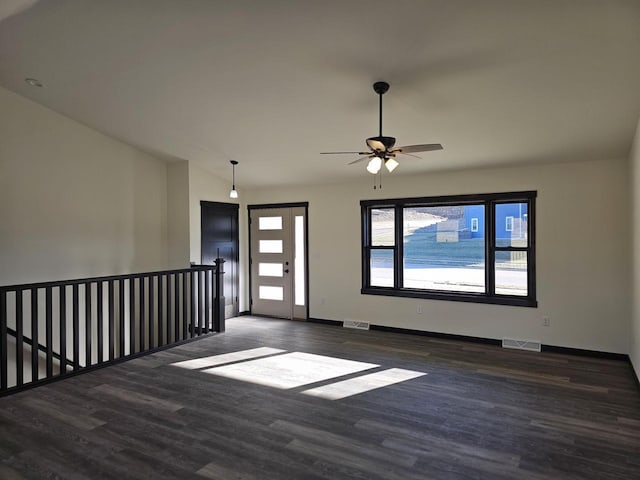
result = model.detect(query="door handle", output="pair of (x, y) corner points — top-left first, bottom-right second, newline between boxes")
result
(284, 269), (290, 274)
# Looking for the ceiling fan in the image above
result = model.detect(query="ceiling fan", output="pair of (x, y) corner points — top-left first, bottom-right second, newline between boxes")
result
(321, 81), (443, 174)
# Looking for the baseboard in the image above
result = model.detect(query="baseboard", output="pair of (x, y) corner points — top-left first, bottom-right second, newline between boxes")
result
(540, 344), (628, 361)
(308, 317), (343, 327)
(370, 324), (501, 346)
(237, 310), (251, 316)
(308, 317), (630, 363)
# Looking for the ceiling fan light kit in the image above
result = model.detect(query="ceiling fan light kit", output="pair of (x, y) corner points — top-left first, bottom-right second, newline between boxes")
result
(321, 81), (443, 180)
(385, 157), (399, 172)
(366, 156), (382, 174)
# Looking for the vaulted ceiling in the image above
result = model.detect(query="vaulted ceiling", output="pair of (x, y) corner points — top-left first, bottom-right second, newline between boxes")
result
(1, 0), (639, 187)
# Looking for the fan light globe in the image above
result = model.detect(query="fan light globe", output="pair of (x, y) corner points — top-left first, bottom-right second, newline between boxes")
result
(366, 157), (382, 174)
(385, 158), (399, 172)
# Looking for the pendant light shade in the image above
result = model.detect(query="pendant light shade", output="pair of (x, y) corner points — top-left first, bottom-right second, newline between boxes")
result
(385, 157), (399, 172)
(229, 160), (239, 198)
(366, 156), (382, 174)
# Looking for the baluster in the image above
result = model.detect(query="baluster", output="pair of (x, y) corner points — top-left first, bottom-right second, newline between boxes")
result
(108, 280), (114, 361)
(174, 273), (179, 343)
(166, 274), (171, 344)
(85, 283), (92, 367)
(157, 275), (164, 345)
(129, 278), (135, 356)
(182, 273), (187, 340)
(31, 288), (38, 382)
(198, 270), (204, 336)
(97, 282), (103, 364)
(204, 269), (210, 334)
(72, 284), (79, 370)
(139, 276), (145, 352)
(0, 291), (7, 390)
(16, 289), (24, 386)
(45, 287), (53, 378)
(190, 270), (196, 338)
(119, 279), (125, 358)
(148, 276), (154, 349)
(215, 259), (226, 333)
(59, 286), (67, 374)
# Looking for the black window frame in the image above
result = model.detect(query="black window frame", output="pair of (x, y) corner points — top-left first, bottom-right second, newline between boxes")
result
(361, 191), (537, 308)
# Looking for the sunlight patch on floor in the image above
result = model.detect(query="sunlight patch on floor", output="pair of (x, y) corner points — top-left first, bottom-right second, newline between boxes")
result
(203, 352), (379, 389)
(170, 347), (285, 370)
(302, 368), (427, 400)
(170, 348), (427, 399)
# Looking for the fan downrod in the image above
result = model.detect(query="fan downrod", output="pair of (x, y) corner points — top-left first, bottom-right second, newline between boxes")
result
(373, 81), (389, 95)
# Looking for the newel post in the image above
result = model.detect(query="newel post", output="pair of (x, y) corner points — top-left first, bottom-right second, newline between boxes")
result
(214, 258), (225, 332)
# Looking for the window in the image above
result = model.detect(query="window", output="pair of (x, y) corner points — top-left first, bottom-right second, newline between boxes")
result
(505, 216), (514, 232)
(361, 191), (536, 307)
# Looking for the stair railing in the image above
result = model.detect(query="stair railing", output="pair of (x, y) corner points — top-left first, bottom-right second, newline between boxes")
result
(0, 259), (225, 396)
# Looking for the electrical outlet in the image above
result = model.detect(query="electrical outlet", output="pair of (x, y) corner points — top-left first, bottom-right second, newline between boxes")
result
(417, 305), (423, 314)
(543, 316), (550, 327)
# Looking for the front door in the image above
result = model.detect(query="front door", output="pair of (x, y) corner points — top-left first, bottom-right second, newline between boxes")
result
(249, 205), (307, 319)
(201, 201), (239, 319)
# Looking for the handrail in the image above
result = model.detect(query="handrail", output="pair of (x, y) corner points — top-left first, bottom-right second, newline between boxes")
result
(1, 260), (225, 396)
(0, 265), (215, 293)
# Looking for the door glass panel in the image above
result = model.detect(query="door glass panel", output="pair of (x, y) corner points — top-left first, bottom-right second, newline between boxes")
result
(495, 253), (528, 296)
(259, 240), (283, 253)
(259, 285), (284, 301)
(259, 263), (283, 277)
(295, 215), (305, 306)
(259, 216), (283, 230)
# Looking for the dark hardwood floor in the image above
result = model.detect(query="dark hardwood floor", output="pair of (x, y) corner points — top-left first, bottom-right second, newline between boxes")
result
(1, 316), (639, 479)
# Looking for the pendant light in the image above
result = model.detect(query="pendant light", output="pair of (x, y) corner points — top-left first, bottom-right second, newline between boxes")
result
(229, 160), (239, 198)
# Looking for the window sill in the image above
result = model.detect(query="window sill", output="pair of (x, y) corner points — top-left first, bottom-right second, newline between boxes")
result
(361, 287), (538, 308)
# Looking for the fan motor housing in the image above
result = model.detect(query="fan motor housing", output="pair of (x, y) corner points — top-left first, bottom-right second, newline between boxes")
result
(367, 136), (396, 151)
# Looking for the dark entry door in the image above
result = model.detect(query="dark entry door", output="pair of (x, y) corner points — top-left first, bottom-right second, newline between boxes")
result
(201, 201), (239, 319)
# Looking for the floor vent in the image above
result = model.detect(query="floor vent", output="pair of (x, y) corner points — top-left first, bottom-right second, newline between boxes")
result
(343, 320), (370, 330)
(502, 338), (541, 352)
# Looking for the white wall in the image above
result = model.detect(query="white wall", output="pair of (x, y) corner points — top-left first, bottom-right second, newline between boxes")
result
(247, 157), (630, 354)
(630, 118), (640, 373)
(0, 86), (169, 285)
(187, 162), (247, 311)
(167, 161), (191, 269)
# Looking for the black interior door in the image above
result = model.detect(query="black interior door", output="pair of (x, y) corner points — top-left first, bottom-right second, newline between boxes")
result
(201, 201), (239, 319)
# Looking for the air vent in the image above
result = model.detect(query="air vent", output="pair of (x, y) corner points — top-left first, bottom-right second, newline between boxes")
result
(502, 338), (541, 352)
(343, 320), (370, 330)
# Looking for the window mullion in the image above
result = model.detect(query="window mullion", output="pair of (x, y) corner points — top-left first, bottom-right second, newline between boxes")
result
(486, 201), (495, 296)
(395, 205), (403, 289)
(362, 207), (371, 288)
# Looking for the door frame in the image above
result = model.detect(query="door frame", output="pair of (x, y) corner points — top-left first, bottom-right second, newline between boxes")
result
(201, 200), (239, 318)
(247, 202), (309, 320)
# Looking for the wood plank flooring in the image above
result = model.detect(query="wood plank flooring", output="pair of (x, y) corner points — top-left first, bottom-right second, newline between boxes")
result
(1, 316), (639, 479)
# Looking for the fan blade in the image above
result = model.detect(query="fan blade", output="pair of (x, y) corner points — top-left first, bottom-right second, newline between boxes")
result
(320, 151), (370, 155)
(348, 156), (371, 165)
(396, 152), (422, 159)
(392, 143), (443, 154)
